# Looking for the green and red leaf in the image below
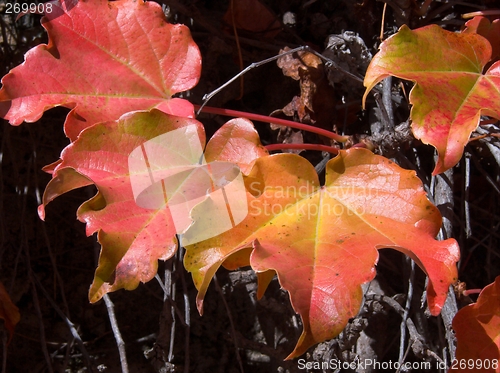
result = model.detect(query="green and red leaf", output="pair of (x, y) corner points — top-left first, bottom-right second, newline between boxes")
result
(41, 110), (201, 302)
(363, 22), (500, 175)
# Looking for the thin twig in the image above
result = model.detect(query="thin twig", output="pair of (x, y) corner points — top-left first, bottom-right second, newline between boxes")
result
(87, 193), (125, 372)
(31, 274), (93, 372)
(229, 0), (244, 100)
(380, 2), (387, 40)
(30, 277), (54, 373)
(366, 294), (445, 366)
(464, 152), (472, 238)
(373, 92), (392, 131)
(432, 161), (458, 361)
(61, 337), (75, 372)
(382, 77), (394, 131)
(28, 127), (74, 368)
(398, 259), (415, 365)
(29, 128), (71, 318)
(463, 9), (500, 18)
(315, 153), (331, 174)
(156, 258), (177, 365)
(103, 294), (129, 373)
(178, 247), (191, 373)
(439, 288), (458, 368)
(213, 275), (245, 373)
(18, 149), (54, 373)
(166, 256), (177, 363)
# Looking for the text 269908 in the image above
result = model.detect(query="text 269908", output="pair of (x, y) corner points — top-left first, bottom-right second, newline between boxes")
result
(3, 2), (53, 15)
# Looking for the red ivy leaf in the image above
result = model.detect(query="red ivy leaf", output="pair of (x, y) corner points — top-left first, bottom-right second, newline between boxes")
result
(41, 110), (201, 302)
(452, 276), (500, 372)
(0, 0), (201, 140)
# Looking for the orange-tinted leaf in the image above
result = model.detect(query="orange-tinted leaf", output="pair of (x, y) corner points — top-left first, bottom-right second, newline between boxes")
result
(463, 16), (500, 61)
(204, 118), (268, 174)
(0, 0), (201, 140)
(184, 148), (459, 358)
(363, 24), (500, 175)
(0, 281), (20, 344)
(452, 276), (500, 372)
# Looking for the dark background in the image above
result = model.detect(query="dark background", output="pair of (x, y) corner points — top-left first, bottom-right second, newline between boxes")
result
(1, 0), (499, 372)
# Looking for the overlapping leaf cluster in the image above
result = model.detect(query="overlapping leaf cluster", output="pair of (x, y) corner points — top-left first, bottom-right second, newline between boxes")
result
(3, 0), (498, 360)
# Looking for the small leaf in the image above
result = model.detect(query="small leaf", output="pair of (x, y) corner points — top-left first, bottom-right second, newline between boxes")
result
(204, 118), (269, 174)
(452, 276), (500, 372)
(0, 0), (201, 140)
(0, 281), (20, 344)
(276, 47), (339, 133)
(223, 0), (281, 39)
(184, 148), (460, 358)
(363, 24), (500, 175)
(463, 16), (500, 61)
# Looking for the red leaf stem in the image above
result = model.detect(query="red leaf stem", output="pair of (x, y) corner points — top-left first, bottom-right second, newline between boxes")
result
(265, 143), (339, 153)
(195, 105), (349, 143)
(462, 288), (482, 296)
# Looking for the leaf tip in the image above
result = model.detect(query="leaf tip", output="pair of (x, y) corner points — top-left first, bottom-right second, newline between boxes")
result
(361, 90), (369, 110)
(196, 296), (204, 316)
(284, 330), (315, 360)
(37, 204), (46, 221)
(431, 154), (457, 176)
